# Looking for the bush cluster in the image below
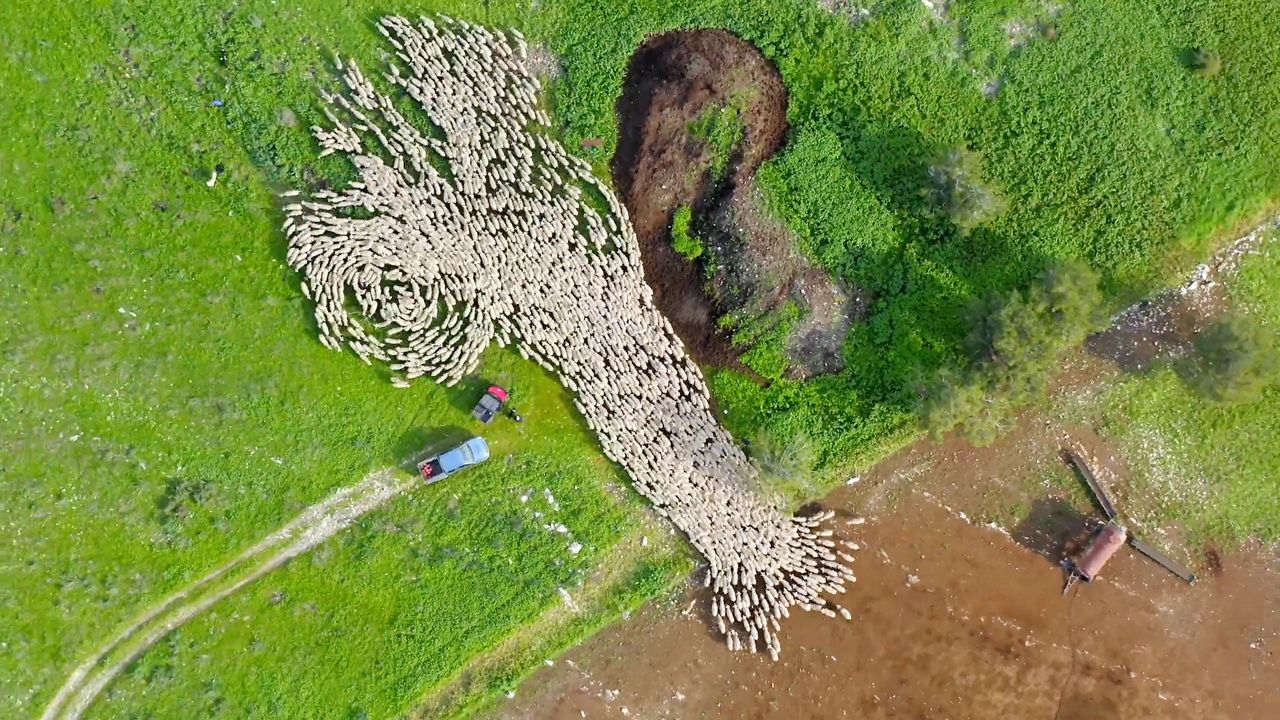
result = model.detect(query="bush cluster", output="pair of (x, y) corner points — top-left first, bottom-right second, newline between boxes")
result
(920, 259), (1104, 445)
(670, 205), (703, 260)
(1180, 314), (1280, 404)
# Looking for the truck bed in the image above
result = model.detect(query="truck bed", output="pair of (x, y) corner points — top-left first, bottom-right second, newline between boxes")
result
(418, 458), (446, 483)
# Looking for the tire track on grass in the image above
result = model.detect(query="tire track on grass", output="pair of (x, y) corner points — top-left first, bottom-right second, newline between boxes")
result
(41, 469), (413, 720)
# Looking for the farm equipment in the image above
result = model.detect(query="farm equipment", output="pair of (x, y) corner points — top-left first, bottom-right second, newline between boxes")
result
(1060, 450), (1197, 594)
(417, 436), (490, 484)
(472, 385), (509, 424)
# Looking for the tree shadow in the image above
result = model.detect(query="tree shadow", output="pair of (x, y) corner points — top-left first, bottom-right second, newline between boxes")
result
(389, 424), (473, 470)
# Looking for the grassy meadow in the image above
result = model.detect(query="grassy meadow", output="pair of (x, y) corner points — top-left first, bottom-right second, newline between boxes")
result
(1083, 232), (1280, 547)
(2, 0), (1279, 718)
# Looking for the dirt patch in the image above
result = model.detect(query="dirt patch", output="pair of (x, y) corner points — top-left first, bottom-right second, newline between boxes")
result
(1084, 289), (1225, 372)
(612, 29), (856, 377)
(705, 182), (865, 379)
(818, 0), (874, 25)
(786, 269), (866, 378)
(1086, 219), (1276, 372)
(494, 482), (1279, 720)
(524, 43), (563, 81)
(612, 29), (785, 370)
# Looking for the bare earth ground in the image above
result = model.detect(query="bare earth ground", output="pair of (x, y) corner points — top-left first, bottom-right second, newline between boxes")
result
(611, 29), (853, 378)
(494, 466), (1279, 720)
(611, 29), (786, 371)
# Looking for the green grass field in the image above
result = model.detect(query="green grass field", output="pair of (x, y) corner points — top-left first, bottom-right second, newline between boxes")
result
(1081, 234), (1280, 547)
(3, 0), (1279, 717)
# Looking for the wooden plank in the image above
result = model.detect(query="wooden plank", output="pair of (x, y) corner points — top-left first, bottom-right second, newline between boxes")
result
(1063, 450), (1119, 520)
(1129, 536), (1198, 584)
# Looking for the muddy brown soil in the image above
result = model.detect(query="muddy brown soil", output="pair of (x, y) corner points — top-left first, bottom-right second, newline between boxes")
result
(611, 29), (788, 371)
(1084, 289), (1225, 372)
(494, 486), (1278, 720)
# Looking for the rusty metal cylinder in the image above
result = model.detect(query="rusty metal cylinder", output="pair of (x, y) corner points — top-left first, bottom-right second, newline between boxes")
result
(1076, 522), (1128, 581)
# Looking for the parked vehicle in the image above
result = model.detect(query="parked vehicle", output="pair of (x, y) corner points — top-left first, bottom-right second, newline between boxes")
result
(472, 385), (508, 424)
(417, 436), (490, 484)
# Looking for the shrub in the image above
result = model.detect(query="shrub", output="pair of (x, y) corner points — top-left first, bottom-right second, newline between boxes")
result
(670, 205), (703, 260)
(924, 147), (1007, 233)
(922, 260), (1103, 444)
(1181, 47), (1222, 77)
(689, 99), (745, 182)
(1181, 314), (1280, 403)
(749, 427), (820, 503)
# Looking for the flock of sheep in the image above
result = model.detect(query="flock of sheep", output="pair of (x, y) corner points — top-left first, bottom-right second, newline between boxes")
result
(282, 15), (856, 659)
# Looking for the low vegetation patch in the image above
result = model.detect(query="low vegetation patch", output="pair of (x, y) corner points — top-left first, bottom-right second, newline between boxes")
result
(670, 205), (703, 260)
(689, 97), (747, 182)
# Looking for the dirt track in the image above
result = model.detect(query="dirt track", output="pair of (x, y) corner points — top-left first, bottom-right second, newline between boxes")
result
(40, 470), (412, 720)
(494, 484), (1279, 720)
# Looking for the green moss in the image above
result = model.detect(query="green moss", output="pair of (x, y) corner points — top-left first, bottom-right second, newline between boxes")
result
(670, 205), (703, 260)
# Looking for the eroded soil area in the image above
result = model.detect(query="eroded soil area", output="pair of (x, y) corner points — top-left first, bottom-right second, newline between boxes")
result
(494, 481), (1278, 720)
(612, 30), (855, 376)
(612, 29), (784, 369)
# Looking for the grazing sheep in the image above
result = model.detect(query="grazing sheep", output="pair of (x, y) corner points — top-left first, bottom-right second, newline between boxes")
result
(283, 14), (857, 658)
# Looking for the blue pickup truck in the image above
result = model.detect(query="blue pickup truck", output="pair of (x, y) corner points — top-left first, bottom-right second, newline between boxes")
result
(417, 436), (490, 484)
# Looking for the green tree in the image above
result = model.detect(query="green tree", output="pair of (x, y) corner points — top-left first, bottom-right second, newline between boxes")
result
(921, 260), (1103, 444)
(924, 147), (1008, 233)
(1181, 314), (1280, 403)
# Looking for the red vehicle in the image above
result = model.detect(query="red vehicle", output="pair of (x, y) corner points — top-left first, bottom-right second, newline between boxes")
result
(472, 385), (508, 424)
